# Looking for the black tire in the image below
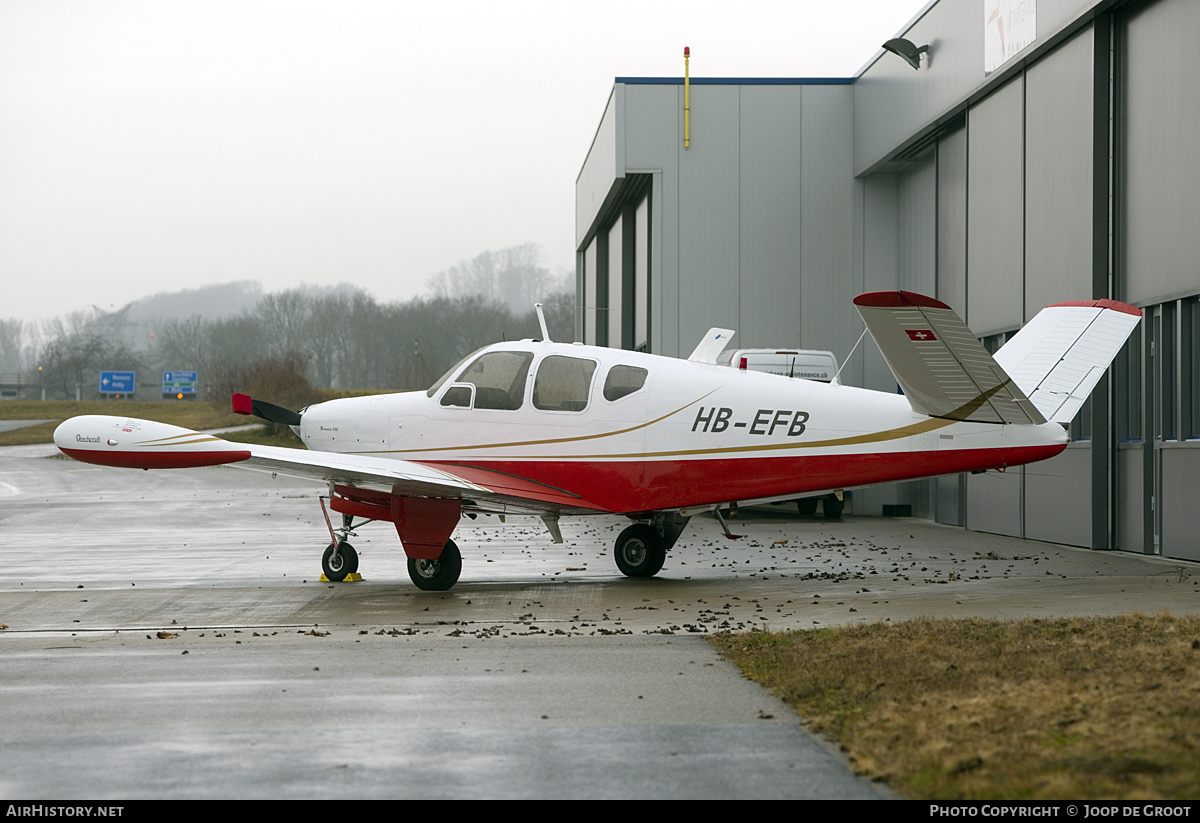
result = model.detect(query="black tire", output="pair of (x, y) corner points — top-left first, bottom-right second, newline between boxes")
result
(322, 541), (359, 581)
(796, 498), (819, 516)
(614, 524), (666, 578)
(408, 539), (462, 591)
(822, 495), (844, 520)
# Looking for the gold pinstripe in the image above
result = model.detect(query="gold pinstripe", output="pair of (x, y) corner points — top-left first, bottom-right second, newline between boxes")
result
(346, 381), (1011, 462)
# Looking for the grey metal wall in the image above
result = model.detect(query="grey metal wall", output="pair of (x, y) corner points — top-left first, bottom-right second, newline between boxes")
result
(1121, 0), (1200, 307)
(574, 0), (1200, 542)
(576, 80), (855, 360)
(853, 0), (1109, 176)
(966, 77), (1024, 337)
(740, 86), (802, 350)
(798, 88), (857, 377)
(1024, 27), (1095, 315)
(879, 20), (1105, 545)
(1117, 0), (1200, 562)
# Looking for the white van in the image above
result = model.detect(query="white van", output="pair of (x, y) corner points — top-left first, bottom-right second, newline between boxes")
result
(720, 347), (845, 518)
(721, 349), (839, 383)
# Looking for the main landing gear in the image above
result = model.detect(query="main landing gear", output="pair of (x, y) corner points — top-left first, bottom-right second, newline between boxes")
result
(319, 493), (465, 590)
(407, 539), (462, 591)
(613, 512), (689, 579)
(796, 494), (844, 520)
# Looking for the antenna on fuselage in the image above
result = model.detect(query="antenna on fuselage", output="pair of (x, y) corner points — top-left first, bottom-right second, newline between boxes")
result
(535, 302), (552, 343)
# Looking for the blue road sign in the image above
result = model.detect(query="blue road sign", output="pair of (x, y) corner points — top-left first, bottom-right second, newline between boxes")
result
(99, 370), (136, 394)
(162, 370), (199, 394)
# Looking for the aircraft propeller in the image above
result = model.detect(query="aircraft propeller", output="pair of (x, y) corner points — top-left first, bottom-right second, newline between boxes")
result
(232, 393), (302, 427)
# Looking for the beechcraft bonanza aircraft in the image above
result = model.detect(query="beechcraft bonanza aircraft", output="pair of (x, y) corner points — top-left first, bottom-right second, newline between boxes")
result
(56, 292), (1141, 591)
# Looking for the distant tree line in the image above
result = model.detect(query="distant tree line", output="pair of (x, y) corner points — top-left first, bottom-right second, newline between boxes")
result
(3, 244), (575, 401)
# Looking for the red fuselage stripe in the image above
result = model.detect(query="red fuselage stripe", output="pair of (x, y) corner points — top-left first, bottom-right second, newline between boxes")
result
(430, 444), (1065, 512)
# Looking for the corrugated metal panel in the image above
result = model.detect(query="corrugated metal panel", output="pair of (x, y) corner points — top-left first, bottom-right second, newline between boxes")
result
(1025, 446), (1092, 547)
(635, 194), (650, 350)
(854, 0), (983, 174)
(1024, 27), (1094, 317)
(738, 85), (802, 348)
(623, 85), (682, 356)
(937, 126), (968, 318)
(1160, 448), (1200, 561)
(1121, 0), (1200, 305)
(583, 237), (599, 346)
(862, 174), (900, 391)
(854, 0), (1108, 176)
(677, 85), (742, 354)
(576, 88), (621, 248)
(608, 214), (623, 347)
(799, 86), (856, 363)
(967, 76), (1024, 336)
(623, 84), (679, 171)
(898, 153), (937, 295)
(966, 466), (1023, 537)
(1117, 446), (1144, 552)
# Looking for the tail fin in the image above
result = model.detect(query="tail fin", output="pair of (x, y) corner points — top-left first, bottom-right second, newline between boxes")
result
(993, 299), (1142, 424)
(854, 291), (1044, 424)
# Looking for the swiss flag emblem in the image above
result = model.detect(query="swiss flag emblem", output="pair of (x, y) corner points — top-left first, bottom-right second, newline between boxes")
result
(905, 329), (936, 341)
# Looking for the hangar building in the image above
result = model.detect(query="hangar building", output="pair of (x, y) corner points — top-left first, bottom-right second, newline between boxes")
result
(575, 0), (1200, 562)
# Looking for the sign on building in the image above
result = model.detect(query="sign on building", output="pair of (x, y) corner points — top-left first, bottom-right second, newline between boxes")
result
(984, 0), (1037, 75)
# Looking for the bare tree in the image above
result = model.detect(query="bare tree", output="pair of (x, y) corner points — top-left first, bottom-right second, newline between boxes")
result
(0, 318), (25, 372)
(428, 243), (558, 314)
(256, 290), (312, 359)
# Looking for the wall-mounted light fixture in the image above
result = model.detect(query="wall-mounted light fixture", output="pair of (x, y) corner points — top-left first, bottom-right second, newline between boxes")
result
(882, 37), (929, 70)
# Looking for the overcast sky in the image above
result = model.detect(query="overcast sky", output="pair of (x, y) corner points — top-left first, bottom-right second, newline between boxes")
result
(0, 0), (930, 322)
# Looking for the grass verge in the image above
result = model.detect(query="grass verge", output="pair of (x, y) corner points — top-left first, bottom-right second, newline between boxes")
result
(710, 614), (1200, 799)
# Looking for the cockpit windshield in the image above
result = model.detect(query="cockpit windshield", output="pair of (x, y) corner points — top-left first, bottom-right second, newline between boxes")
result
(426, 347), (487, 398)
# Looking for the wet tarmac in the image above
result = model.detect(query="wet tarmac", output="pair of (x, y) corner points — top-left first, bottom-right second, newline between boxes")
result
(2, 442), (1198, 798)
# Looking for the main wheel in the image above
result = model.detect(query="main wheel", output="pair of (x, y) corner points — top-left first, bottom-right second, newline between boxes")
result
(322, 541), (359, 582)
(796, 498), (819, 516)
(614, 524), (666, 578)
(823, 495), (844, 520)
(408, 539), (462, 591)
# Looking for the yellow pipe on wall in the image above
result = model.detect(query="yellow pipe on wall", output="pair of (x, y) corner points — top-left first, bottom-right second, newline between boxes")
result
(684, 46), (690, 149)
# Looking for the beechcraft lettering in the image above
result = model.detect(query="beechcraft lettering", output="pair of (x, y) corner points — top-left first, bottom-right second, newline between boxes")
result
(53, 292), (1142, 592)
(691, 406), (809, 436)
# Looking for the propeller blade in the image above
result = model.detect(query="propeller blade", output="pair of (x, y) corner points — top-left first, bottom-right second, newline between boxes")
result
(232, 393), (302, 427)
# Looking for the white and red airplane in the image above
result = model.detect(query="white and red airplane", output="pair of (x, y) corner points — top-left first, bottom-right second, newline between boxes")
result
(55, 291), (1141, 591)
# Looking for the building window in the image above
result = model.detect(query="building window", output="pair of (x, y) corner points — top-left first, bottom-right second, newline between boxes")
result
(1116, 332), (1142, 442)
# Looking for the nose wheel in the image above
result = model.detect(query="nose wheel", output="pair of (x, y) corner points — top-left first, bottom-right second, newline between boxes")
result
(322, 540), (359, 582)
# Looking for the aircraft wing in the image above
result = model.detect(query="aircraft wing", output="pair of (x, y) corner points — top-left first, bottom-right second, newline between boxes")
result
(854, 291), (1046, 425)
(54, 415), (607, 516)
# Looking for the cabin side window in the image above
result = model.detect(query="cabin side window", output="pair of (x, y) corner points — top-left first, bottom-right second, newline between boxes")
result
(452, 351), (533, 410)
(533, 356), (597, 412)
(440, 385), (473, 408)
(603, 364), (648, 401)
